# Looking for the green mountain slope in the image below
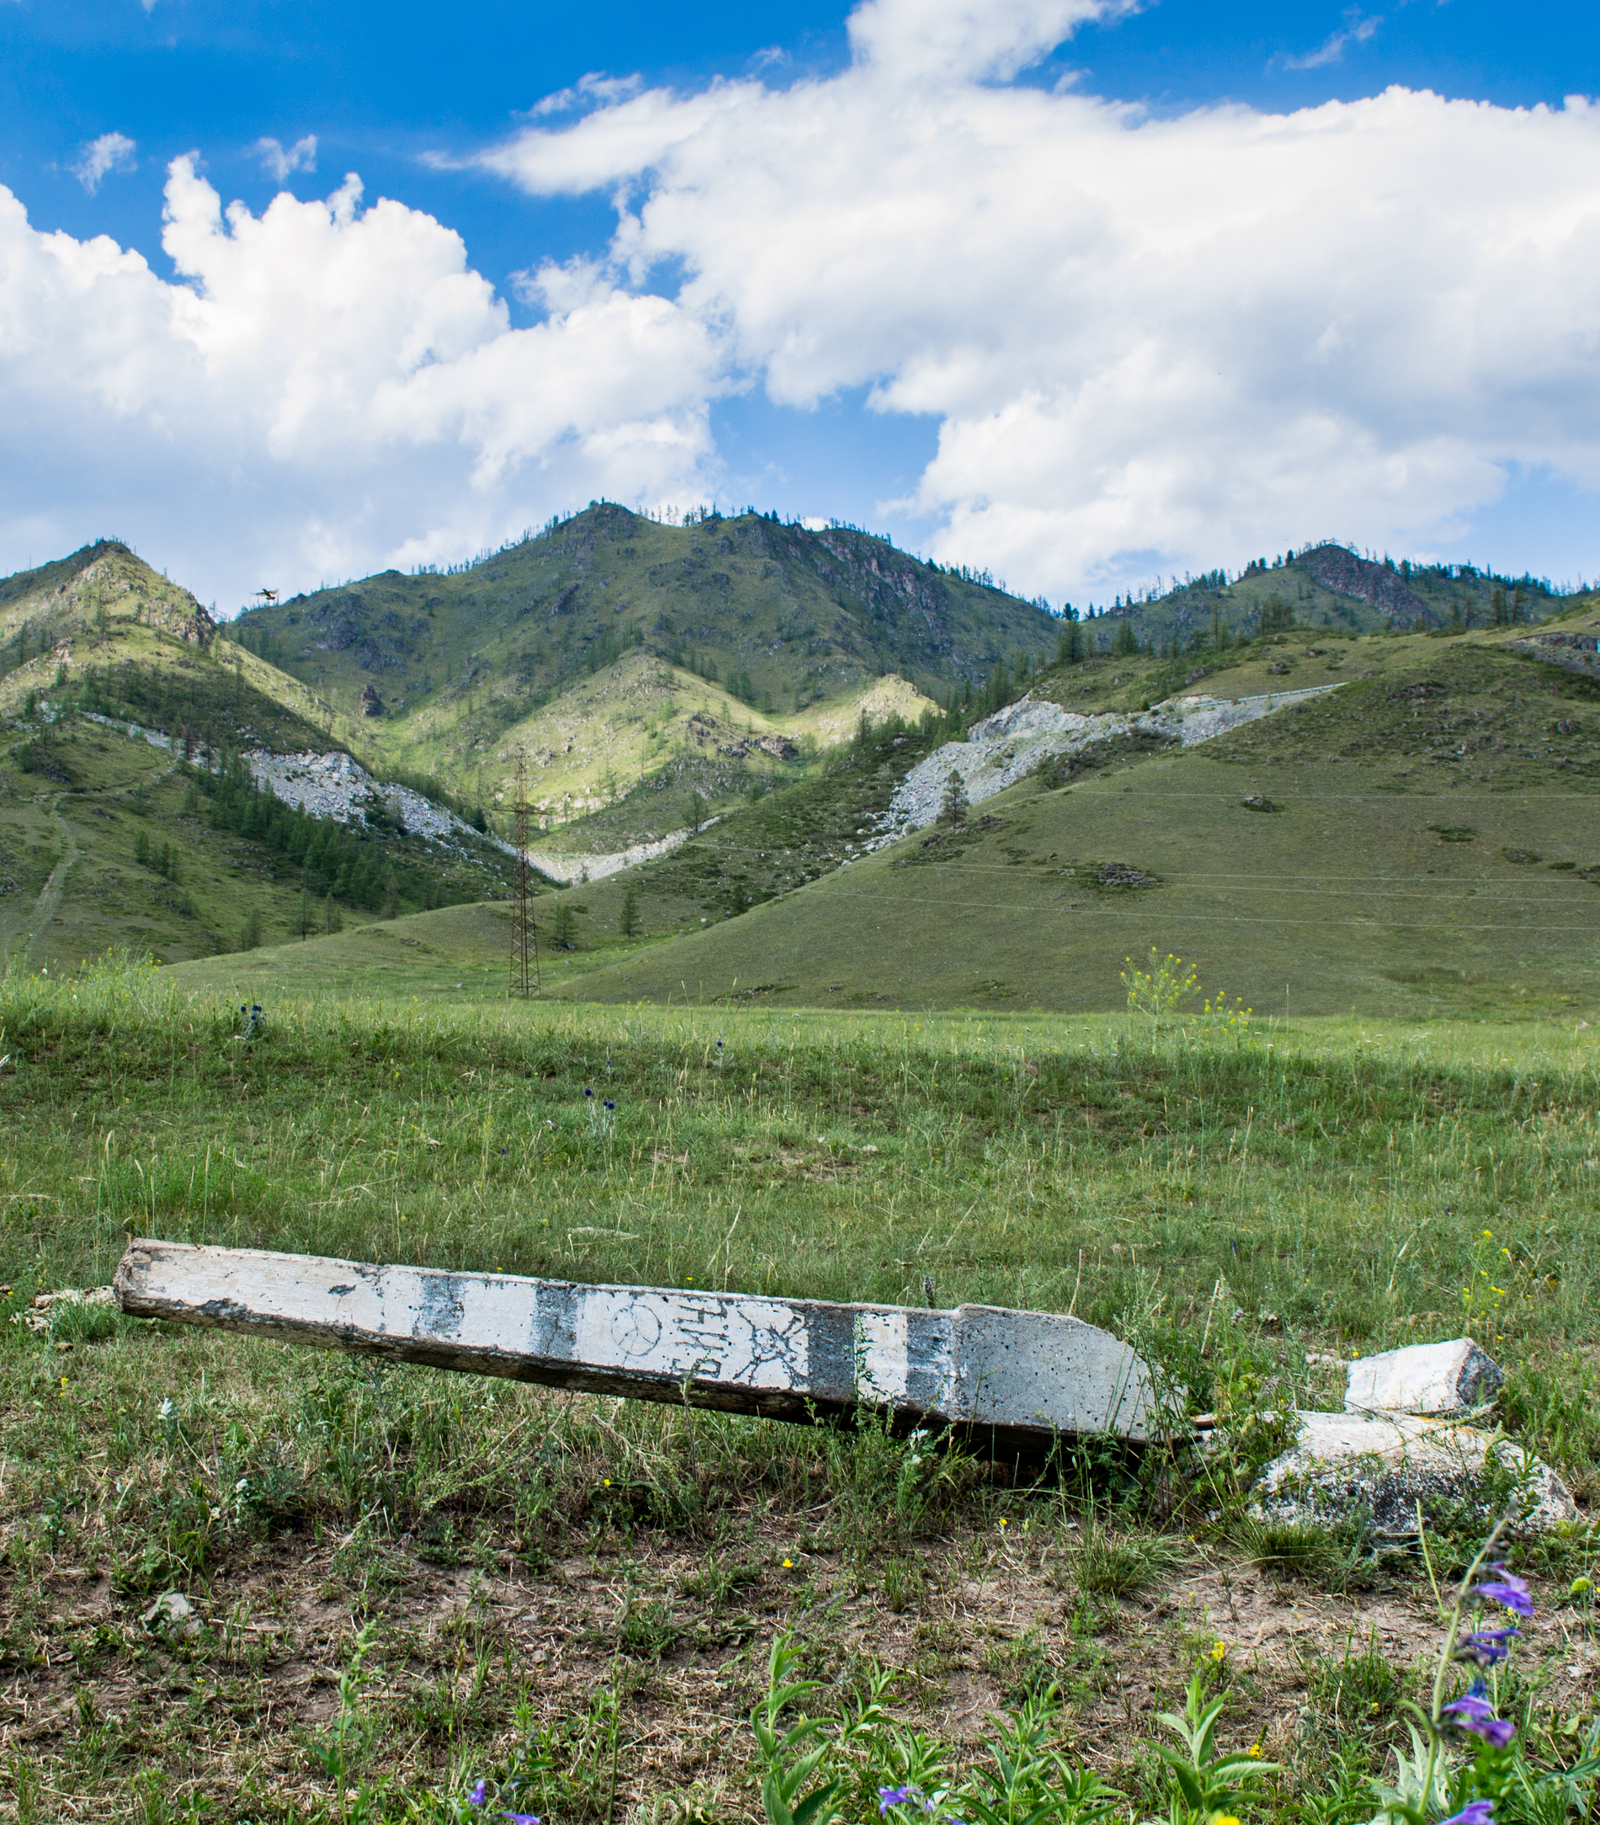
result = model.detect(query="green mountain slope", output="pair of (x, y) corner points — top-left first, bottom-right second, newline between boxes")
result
(10, 529), (1598, 1000)
(0, 539), (338, 752)
(0, 544), (517, 969)
(1096, 540), (1575, 654)
(0, 717), (516, 971)
(225, 504), (1058, 817)
(545, 624), (1600, 1017)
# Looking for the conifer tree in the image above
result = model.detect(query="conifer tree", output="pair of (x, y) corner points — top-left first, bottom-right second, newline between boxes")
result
(939, 770), (969, 828)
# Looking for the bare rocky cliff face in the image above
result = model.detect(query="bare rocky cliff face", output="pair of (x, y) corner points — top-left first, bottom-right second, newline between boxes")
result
(1298, 544), (1437, 627)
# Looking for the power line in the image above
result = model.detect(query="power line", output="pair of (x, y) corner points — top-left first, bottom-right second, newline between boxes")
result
(508, 749), (540, 999)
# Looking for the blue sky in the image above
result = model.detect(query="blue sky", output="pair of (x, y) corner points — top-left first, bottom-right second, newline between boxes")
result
(1, 0), (1597, 608)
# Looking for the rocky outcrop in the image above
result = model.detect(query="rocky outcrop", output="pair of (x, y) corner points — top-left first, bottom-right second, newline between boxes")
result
(718, 733), (797, 761)
(871, 685), (1345, 845)
(1510, 630), (1600, 681)
(526, 822), (713, 886)
(1298, 544), (1437, 627)
(245, 749), (477, 848)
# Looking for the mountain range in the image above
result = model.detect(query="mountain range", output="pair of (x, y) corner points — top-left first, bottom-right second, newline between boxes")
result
(1, 516), (1594, 1002)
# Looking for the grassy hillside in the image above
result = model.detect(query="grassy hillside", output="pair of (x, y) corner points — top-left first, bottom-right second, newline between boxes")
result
(0, 720), (514, 972)
(165, 714), (959, 999)
(540, 626), (1600, 1016)
(225, 504), (1057, 818)
(158, 617), (1600, 1016)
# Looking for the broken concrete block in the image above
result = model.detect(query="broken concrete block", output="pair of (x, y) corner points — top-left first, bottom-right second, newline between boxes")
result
(18, 1286), (116, 1332)
(114, 1240), (1158, 1446)
(1345, 1338), (1503, 1416)
(1251, 1410), (1574, 1538)
(143, 1590), (199, 1639)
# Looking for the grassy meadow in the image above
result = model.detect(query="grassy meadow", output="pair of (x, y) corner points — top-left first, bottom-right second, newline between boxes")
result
(2, 956), (1599, 1821)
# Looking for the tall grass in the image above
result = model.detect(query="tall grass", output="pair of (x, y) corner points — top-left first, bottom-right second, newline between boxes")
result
(5, 960), (1600, 1819)
(3, 955), (1598, 1392)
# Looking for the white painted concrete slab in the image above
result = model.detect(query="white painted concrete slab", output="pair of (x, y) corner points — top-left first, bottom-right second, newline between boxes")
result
(115, 1240), (1155, 1444)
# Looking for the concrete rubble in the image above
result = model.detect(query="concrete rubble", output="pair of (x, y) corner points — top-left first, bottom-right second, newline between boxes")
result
(16, 1285), (116, 1332)
(1251, 1409), (1575, 1538)
(1250, 1337), (1574, 1538)
(143, 1591), (200, 1639)
(1345, 1337), (1503, 1416)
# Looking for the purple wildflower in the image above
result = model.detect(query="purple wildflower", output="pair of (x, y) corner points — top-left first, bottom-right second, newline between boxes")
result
(584, 1087), (594, 1098)
(603, 1099), (615, 1112)
(1438, 1804), (1495, 1825)
(1456, 1626), (1520, 1666)
(1472, 1563), (1534, 1618)
(501, 1813), (541, 1824)
(467, 1781), (487, 1806)
(879, 1787), (916, 1814)
(1443, 1689), (1516, 1749)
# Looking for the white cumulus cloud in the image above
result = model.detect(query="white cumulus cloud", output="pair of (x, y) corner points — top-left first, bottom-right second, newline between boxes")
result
(477, 0), (1600, 600)
(251, 135), (319, 182)
(0, 159), (719, 604)
(71, 132), (136, 194)
(6, 0), (1600, 609)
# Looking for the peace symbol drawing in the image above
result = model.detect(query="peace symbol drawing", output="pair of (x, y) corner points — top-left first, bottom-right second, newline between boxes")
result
(609, 1304), (664, 1358)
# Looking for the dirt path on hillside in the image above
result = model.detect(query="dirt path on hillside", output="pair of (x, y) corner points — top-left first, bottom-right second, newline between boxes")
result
(2, 794), (80, 967)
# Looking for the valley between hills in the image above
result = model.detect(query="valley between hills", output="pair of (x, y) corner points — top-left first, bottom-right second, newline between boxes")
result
(2, 509), (1600, 1823)
(0, 506), (1595, 1016)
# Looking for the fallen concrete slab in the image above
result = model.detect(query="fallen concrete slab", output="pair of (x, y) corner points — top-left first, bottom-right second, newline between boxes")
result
(114, 1241), (1157, 1446)
(1345, 1337), (1503, 1417)
(1251, 1409), (1574, 1537)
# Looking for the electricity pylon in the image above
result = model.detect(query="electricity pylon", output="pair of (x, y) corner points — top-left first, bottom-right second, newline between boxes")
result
(508, 750), (540, 997)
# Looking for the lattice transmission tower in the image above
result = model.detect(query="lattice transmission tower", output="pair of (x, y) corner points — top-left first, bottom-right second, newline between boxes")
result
(507, 750), (540, 998)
